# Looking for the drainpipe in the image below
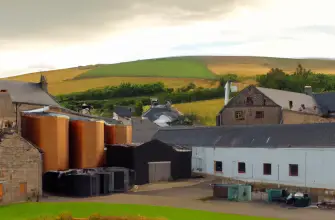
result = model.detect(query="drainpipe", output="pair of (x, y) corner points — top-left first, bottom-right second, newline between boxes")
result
(224, 81), (231, 105)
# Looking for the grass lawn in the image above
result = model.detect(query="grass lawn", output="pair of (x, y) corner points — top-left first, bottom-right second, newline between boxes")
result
(76, 58), (217, 80)
(0, 202), (279, 220)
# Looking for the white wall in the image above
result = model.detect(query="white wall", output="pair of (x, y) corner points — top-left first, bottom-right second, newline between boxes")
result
(192, 146), (335, 189)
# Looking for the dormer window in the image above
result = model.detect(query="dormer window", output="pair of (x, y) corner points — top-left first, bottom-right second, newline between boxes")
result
(246, 97), (253, 105)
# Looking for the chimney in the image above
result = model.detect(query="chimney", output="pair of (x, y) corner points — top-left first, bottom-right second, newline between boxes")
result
(304, 86), (312, 96)
(40, 75), (48, 93)
(224, 81), (231, 105)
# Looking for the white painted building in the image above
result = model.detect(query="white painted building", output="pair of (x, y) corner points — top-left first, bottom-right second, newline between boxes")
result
(153, 123), (335, 189)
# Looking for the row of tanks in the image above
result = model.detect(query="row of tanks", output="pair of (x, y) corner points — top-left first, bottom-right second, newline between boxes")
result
(21, 112), (132, 173)
(43, 167), (135, 197)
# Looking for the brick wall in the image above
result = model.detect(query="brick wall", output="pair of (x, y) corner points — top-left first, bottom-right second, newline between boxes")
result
(0, 132), (42, 205)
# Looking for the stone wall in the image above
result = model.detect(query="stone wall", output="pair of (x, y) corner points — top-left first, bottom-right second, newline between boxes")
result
(0, 132), (42, 205)
(282, 110), (335, 124)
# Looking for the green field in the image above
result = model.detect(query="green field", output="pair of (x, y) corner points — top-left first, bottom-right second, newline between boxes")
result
(7, 56), (335, 95)
(76, 58), (217, 79)
(0, 203), (278, 220)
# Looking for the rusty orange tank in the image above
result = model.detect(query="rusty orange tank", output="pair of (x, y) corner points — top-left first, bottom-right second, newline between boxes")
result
(69, 119), (104, 169)
(114, 125), (133, 144)
(21, 113), (70, 173)
(104, 123), (116, 144)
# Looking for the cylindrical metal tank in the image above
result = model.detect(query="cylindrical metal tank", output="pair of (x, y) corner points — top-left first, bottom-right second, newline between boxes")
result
(21, 113), (70, 173)
(114, 125), (133, 144)
(104, 123), (116, 144)
(69, 119), (104, 169)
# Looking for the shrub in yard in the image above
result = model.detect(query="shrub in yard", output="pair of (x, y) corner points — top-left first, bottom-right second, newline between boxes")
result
(89, 213), (102, 220)
(57, 212), (73, 220)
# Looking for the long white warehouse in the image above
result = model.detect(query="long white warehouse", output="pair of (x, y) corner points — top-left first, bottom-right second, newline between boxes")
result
(153, 123), (335, 189)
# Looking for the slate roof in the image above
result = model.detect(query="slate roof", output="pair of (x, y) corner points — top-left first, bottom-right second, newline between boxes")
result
(132, 118), (160, 144)
(256, 87), (319, 114)
(313, 92), (335, 114)
(142, 106), (181, 122)
(0, 80), (59, 106)
(152, 123), (335, 148)
(114, 106), (132, 118)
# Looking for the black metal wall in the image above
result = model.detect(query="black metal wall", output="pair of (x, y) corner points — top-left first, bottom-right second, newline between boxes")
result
(106, 145), (135, 169)
(106, 140), (192, 185)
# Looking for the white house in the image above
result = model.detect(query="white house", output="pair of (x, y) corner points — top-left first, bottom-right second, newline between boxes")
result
(152, 123), (335, 189)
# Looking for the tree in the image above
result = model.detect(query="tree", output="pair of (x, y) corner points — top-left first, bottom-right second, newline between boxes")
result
(294, 63), (312, 78)
(218, 74), (238, 87)
(135, 101), (144, 116)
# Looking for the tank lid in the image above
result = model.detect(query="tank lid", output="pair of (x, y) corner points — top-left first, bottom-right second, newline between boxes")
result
(22, 112), (70, 119)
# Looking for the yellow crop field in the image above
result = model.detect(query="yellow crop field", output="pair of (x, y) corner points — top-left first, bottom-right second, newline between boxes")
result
(47, 77), (217, 95)
(173, 99), (224, 126)
(7, 67), (92, 83)
(207, 64), (271, 76)
(207, 63), (335, 76)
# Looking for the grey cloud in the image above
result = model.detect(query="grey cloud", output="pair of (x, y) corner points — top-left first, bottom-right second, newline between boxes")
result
(0, 0), (260, 42)
(287, 25), (335, 36)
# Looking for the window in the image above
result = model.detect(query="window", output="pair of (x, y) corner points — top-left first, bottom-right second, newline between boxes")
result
(238, 162), (246, 173)
(255, 111), (264, 119)
(289, 164), (298, 176)
(246, 97), (254, 105)
(263, 163), (272, 175)
(234, 111), (245, 120)
(289, 101), (293, 109)
(214, 161), (223, 172)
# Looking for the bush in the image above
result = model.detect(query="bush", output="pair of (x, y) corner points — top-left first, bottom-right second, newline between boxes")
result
(57, 82), (167, 101)
(89, 213), (102, 220)
(257, 64), (335, 93)
(57, 212), (72, 220)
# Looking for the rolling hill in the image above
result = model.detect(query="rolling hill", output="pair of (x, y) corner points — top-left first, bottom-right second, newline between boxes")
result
(6, 56), (335, 95)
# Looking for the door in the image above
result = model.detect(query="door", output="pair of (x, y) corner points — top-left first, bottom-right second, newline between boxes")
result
(0, 183), (3, 201)
(19, 182), (27, 199)
(148, 162), (171, 183)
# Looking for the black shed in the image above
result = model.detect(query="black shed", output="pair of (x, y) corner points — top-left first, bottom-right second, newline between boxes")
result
(106, 139), (191, 185)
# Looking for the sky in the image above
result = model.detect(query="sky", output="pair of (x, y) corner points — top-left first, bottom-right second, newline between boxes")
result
(1, 0), (335, 77)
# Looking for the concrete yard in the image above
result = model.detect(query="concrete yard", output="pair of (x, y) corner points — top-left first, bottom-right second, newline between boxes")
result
(43, 179), (335, 220)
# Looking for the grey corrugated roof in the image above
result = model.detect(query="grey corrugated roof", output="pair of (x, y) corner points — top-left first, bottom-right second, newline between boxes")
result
(142, 107), (180, 122)
(0, 80), (59, 106)
(132, 118), (160, 144)
(256, 87), (319, 114)
(152, 123), (335, 148)
(313, 92), (335, 113)
(114, 106), (132, 118)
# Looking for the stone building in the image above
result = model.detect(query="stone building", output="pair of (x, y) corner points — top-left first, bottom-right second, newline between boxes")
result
(0, 75), (60, 132)
(216, 85), (329, 126)
(0, 132), (43, 204)
(0, 89), (43, 204)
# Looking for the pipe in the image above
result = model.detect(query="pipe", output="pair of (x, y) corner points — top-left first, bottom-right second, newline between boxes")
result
(224, 81), (231, 105)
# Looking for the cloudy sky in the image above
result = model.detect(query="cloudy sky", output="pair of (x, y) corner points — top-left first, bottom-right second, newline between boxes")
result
(1, 0), (335, 77)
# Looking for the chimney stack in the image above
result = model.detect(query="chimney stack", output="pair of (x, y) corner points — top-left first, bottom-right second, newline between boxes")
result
(224, 81), (231, 105)
(304, 86), (312, 96)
